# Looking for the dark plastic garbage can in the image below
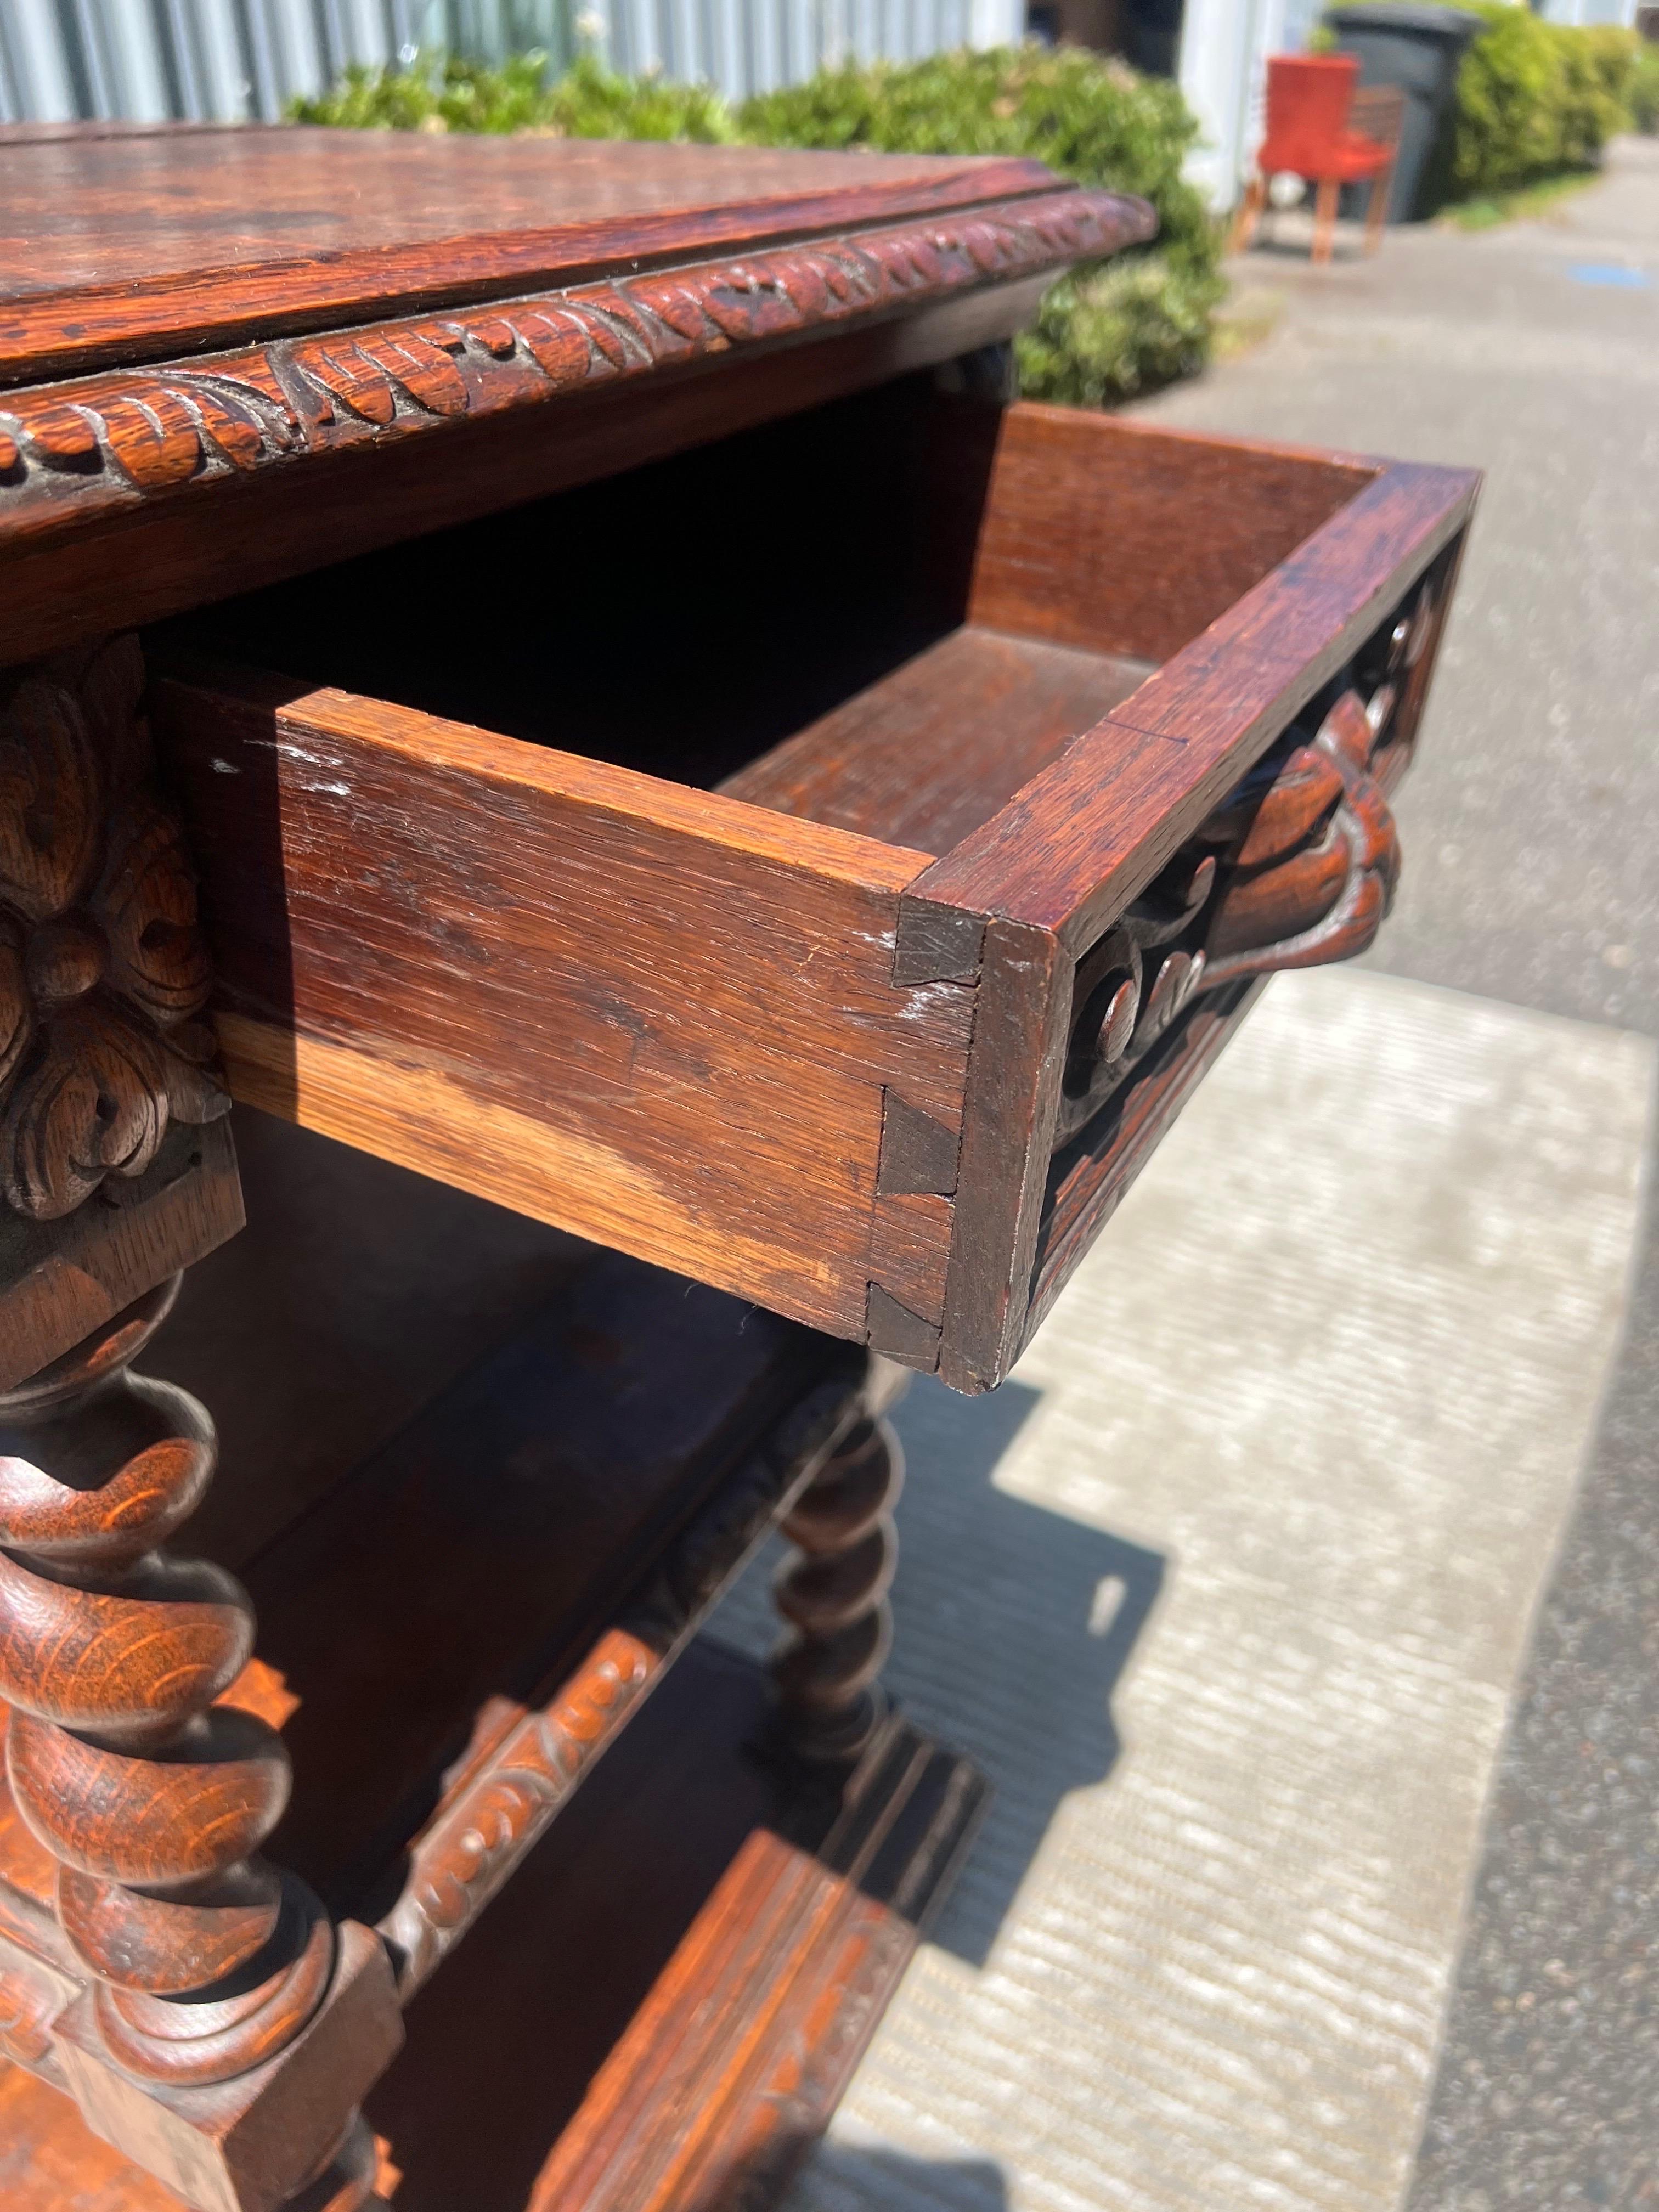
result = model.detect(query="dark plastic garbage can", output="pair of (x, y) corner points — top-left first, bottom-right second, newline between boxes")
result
(1324, 3), (1483, 221)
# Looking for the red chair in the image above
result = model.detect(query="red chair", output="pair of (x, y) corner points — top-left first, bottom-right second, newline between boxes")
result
(1232, 55), (1400, 266)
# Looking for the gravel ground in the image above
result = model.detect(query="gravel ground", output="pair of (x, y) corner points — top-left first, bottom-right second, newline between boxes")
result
(1133, 138), (1659, 2209)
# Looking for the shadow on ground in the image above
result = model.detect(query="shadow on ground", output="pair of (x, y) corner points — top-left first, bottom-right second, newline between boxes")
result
(715, 1370), (1167, 1969)
(770, 2146), (1009, 2212)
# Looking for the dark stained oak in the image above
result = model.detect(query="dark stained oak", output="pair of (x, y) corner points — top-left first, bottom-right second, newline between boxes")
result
(0, 1278), (401, 2212)
(963, 402), (1379, 664)
(0, 123), (1478, 2212)
(771, 1415), (905, 1763)
(0, 132), (1150, 666)
(0, 132), (1075, 383)
(721, 624), (1155, 852)
(906, 408), (1479, 956)
(150, 663), (974, 1342)
(0, 283), (1051, 667)
(0, 634), (243, 1387)
(142, 386), (1475, 1390)
(0, 1163), (940, 2211)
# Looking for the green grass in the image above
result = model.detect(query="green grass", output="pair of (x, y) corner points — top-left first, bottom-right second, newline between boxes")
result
(1439, 166), (1601, 229)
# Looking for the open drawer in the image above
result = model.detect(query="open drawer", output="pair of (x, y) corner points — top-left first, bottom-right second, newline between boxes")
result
(147, 380), (1478, 1391)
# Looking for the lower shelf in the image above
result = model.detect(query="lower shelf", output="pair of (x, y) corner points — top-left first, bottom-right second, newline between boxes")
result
(0, 1640), (986, 2212)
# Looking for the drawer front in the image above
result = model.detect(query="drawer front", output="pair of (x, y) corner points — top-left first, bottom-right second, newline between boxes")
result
(137, 403), (1475, 1394)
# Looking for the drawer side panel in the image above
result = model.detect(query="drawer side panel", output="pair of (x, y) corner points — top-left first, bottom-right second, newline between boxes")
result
(154, 672), (975, 1339)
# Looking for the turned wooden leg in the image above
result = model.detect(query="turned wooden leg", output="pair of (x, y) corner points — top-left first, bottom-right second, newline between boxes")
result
(0, 1283), (329, 2083)
(0, 636), (398, 2209)
(0, 1283), (389, 2210)
(1229, 173), (1267, 255)
(771, 1414), (902, 1763)
(1364, 163), (1393, 254)
(1312, 176), (1340, 266)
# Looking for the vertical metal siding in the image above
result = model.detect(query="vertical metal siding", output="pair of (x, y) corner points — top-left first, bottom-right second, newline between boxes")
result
(0, 0), (1023, 123)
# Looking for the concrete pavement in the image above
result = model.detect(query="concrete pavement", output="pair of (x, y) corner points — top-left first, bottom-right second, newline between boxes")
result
(714, 138), (1659, 2212)
(1136, 137), (1659, 2211)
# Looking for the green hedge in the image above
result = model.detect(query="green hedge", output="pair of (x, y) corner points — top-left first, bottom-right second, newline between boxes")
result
(1624, 40), (1659, 136)
(292, 46), (1223, 405)
(292, 50), (736, 138)
(1450, 4), (1638, 197)
(1321, 5), (1647, 204)
(740, 49), (1222, 402)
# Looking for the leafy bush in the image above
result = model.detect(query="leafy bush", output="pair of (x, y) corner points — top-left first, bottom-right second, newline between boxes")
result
(291, 50), (735, 140)
(292, 44), (1222, 406)
(1437, 5), (1635, 198)
(1629, 42), (1659, 135)
(739, 48), (1223, 400)
(1324, 3), (1641, 204)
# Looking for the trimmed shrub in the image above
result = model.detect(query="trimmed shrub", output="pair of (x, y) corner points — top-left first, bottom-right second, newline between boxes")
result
(291, 51), (735, 140)
(1628, 42), (1659, 134)
(738, 48), (1223, 400)
(292, 44), (1223, 407)
(1324, 4), (1640, 205)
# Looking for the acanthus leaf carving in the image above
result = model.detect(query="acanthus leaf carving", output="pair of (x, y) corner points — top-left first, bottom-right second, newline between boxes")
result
(0, 636), (229, 1224)
(0, 673), (101, 923)
(0, 188), (1156, 529)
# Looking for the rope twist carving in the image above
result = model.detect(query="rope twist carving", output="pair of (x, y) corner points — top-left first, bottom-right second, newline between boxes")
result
(0, 1279), (331, 2087)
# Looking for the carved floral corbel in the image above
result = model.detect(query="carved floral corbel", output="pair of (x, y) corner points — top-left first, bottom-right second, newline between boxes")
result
(0, 634), (229, 1222)
(1054, 577), (1431, 1152)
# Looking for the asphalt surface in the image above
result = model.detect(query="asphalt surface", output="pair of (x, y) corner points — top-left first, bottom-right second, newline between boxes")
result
(1134, 140), (1659, 2208)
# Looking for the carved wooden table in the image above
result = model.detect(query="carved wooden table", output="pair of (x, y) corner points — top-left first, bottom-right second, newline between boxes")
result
(0, 122), (1479, 2212)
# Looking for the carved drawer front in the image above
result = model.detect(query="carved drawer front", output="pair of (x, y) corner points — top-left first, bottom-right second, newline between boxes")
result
(145, 388), (1476, 1392)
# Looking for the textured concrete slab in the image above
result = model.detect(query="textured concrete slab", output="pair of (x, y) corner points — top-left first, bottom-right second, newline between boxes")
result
(713, 967), (1654, 2211)
(1127, 140), (1659, 2207)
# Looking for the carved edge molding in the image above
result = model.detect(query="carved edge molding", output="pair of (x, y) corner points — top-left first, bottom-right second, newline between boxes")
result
(378, 1370), (867, 1999)
(0, 634), (230, 1223)
(0, 188), (1153, 529)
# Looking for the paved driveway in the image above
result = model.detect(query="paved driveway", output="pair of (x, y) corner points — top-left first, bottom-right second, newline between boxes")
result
(730, 137), (1659, 2212)
(1134, 138), (1659, 2211)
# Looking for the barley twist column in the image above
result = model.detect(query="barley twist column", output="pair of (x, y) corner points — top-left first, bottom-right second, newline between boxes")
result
(771, 1414), (903, 1762)
(0, 1277), (336, 2091)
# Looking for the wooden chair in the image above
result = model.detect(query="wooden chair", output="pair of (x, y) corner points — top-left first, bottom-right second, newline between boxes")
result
(1232, 55), (1402, 267)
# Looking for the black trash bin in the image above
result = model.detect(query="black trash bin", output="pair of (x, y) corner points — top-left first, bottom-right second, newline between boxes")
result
(1324, 2), (1483, 221)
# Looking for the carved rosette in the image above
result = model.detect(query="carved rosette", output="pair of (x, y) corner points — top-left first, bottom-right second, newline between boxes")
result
(1054, 576), (1433, 1151)
(0, 634), (228, 1222)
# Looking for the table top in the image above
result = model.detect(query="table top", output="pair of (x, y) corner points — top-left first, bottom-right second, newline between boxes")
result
(0, 125), (1058, 386)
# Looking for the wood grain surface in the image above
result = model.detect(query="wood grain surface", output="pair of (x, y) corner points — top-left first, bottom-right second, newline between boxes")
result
(910, 415), (1480, 955)
(153, 665), (974, 1339)
(0, 132), (1070, 383)
(0, 157), (1149, 673)
(721, 625), (1154, 853)
(0, 284), (1050, 667)
(965, 403), (1378, 664)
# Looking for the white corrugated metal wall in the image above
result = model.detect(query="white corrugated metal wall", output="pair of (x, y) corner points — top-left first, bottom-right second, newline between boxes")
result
(0, 0), (1022, 123)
